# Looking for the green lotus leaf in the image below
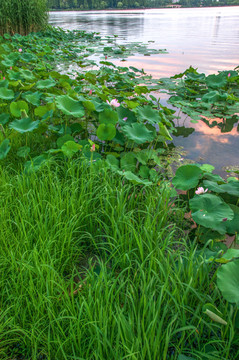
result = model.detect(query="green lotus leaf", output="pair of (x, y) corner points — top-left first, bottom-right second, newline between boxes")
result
(202, 90), (227, 103)
(220, 182), (239, 197)
(57, 134), (74, 148)
(96, 123), (116, 141)
(23, 92), (42, 106)
(138, 165), (150, 179)
(24, 154), (48, 173)
(99, 108), (118, 125)
(17, 146), (30, 158)
(9, 118), (40, 133)
(136, 105), (161, 124)
(172, 165), (203, 190)
(36, 78), (56, 89)
(20, 53), (37, 62)
(34, 103), (55, 117)
(122, 123), (155, 144)
(186, 72), (205, 81)
(158, 122), (173, 140)
(120, 170), (152, 185)
(61, 141), (82, 158)
(0, 139), (11, 160)
(106, 154), (119, 171)
(117, 107), (137, 125)
(55, 95), (85, 118)
(189, 194), (234, 233)
(203, 180), (225, 194)
(0, 87), (14, 100)
(225, 204), (239, 234)
(217, 259), (239, 306)
(0, 113), (10, 125)
(8, 71), (22, 81)
(10, 101), (29, 118)
(205, 74), (227, 89)
(19, 69), (35, 81)
(121, 153), (137, 172)
(0, 79), (8, 87)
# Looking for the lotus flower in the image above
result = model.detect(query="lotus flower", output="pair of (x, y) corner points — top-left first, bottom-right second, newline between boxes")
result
(18, 48), (22, 52)
(195, 187), (208, 195)
(90, 144), (95, 152)
(106, 99), (120, 108)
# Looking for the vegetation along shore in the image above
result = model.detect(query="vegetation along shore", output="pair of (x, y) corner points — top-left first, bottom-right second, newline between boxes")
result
(0, 0), (239, 359)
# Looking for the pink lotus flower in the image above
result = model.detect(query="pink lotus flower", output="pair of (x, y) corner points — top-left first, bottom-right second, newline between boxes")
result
(123, 117), (127, 121)
(90, 144), (95, 152)
(10, 66), (12, 70)
(106, 99), (120, 107)
(89, 90), (92, 95)
(3, 77), (5, 80)
(228, 73), (231, 77)
(195, 187), (208, 195)
(18, 48), (22, 52)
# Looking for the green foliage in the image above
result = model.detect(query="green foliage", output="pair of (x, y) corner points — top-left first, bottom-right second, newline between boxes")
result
(0, 161), (238, 359)
(0, 0), (48, 35)
(0, 27), (173, 184)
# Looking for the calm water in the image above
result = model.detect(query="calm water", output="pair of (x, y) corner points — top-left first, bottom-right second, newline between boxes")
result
(49, 8), (239, 173)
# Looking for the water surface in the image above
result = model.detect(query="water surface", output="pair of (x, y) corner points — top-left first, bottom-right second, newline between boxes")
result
(49, 8), (239, 173)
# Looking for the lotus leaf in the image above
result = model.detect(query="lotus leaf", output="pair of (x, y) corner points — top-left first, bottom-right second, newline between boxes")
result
(17, 146), (30, 158)
(0, 87), (14, 100)
(99, 108), (118, 125)
(205, 74), (227, 89)
(106, 154), (119, 171)
(97, 123), (116, 141)
(9, 118), (40, 133)
(122, 123), (155, 144)
(0, 113), (10, 125)
(55, 95), (85, 118)
(10, 101), (29, 118)
(61, 141), (82, 158)
(217, 260), (239, 306)
(36, 78), (56, 89)
(23, 92), (42, 106)
(136, 105), (161, 124)
(121, 153), (137, 172)
(172, 165), (203, 190)
(0, 139), (11, 160)
(189, 194), (234, 233)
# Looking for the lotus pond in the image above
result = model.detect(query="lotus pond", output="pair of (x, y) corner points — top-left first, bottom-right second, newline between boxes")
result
(0, 26), (239, 359)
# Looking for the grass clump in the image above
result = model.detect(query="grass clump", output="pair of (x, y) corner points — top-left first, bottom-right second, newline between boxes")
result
(0, 0), (48, 35)
(0, 160), (238, 359)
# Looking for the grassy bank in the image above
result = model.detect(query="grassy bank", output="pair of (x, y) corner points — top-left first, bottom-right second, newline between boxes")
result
(0, 161), (237, 360)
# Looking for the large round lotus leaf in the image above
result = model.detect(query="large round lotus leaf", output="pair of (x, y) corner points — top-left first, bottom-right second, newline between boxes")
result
(99, 108), (118, 125)
(57, 134), (74, 148)
(189, 194), (234, 231)
(220, 182), (239, 197)
(9, 118), (40, 133)
(10, 101), (29, 118)
(55, 95), (85, 118)
(186, 72), (205, 81)
(172, 165), (203, 190)
(36, 78), (56, 89)
(202, 91), (227, 103)
(217, 260), (239, 306)
(61, 141), (82, 158)
(96, 123), (116, 141)
(136, 105), (160, 124)
(205, 74), (227, 89)
(122, 123), (155, 144)
(0, 139), (11, 160)
(203, 180), (225, 194)
(0, 87), (14, 100)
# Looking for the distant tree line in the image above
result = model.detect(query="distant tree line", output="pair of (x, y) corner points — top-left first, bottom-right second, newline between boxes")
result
(48, 0), (239, 10)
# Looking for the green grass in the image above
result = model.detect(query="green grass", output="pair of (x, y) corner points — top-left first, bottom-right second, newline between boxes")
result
(0, 160), (238, 359)
(0, 0), (48, 35)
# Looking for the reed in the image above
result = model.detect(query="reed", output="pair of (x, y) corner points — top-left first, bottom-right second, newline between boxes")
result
(0, 0), (48, 36)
